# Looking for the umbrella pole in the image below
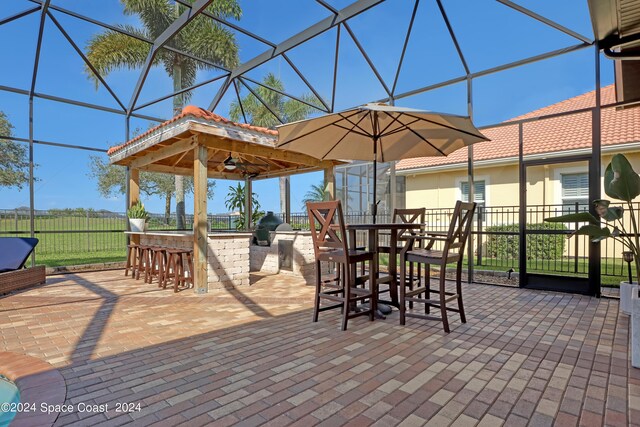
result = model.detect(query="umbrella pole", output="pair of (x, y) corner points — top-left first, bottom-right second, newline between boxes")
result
(372, 136), (378, 224)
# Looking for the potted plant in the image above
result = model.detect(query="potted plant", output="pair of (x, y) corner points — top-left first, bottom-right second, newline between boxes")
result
(127, 200), (149, 232)
(545, 153), (640, 368)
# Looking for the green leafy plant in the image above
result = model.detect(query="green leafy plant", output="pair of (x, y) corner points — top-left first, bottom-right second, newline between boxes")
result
(127, 200), (149, 221)
(224, 183), (263, 230)
(486, 223), (566, 260)
(545, 154), (640, 290)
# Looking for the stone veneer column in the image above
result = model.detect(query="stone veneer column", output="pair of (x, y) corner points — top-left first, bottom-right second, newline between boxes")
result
(207, 234), (251, 288)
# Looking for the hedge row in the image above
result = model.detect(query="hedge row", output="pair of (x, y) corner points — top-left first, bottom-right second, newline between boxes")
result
(485, 223), (567, 260)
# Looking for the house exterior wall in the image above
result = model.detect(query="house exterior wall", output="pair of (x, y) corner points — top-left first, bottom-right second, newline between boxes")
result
(403, 151), (640, 262)
(405, 152), (640, 209)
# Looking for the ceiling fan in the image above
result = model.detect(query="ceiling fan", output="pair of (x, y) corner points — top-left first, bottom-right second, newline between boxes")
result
(223, 154), (267, 172)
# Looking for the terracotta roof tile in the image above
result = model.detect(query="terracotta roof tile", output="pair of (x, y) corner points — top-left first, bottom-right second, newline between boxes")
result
(396, 85), (640, 171)
(107, 105), (278, 156)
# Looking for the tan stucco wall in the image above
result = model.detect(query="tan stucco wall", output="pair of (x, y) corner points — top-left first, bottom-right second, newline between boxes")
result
(406, 164), (521, 209)
(405, 152), (640, 209)
(403, 151), (640, 260)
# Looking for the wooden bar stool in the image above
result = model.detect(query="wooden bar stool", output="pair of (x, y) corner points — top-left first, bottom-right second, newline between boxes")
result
(164, 249), (194, 292)
(145, 246), (166, 284)
(153, 247), (169, 288)
(306, 200), (376, 331)
(124, 243), (140, 277)
(135, 245), (151, 280)
(399, 201), (476, 333)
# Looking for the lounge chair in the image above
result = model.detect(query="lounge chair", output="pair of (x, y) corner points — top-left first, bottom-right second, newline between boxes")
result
(0, 237), (46, 294)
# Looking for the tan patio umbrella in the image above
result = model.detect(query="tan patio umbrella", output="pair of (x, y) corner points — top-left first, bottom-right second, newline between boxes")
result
(276, 103), (489, 222)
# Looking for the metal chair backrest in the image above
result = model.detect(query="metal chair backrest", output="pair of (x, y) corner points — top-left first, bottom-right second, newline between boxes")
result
(444, 201), (476, 256)
(306, 200), (349, 258)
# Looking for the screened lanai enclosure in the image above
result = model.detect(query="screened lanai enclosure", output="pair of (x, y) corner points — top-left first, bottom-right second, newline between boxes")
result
(1, 0), (640, 296)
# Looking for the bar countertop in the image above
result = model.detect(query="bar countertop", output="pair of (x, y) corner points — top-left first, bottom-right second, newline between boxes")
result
(125, 230), (253, 238)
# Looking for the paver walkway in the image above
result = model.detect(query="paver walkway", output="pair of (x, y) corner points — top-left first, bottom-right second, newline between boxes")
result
(0, 270), (638, 426)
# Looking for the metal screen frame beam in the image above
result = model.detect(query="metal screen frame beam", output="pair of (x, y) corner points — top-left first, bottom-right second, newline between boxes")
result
(389, 42), (592, 103)
(47, 11), (126, 111)
(209, 0), (385, 110)
(28, 0), (226, 71)
(127, 0), (216, 114)
(392, 0), (420, 96)
(0, 84), (164, 123)
(0, 6), (40, 26)
(240, 75), (328, 113)
(497, 0), (593, 44)
(174, 0), (277, 48)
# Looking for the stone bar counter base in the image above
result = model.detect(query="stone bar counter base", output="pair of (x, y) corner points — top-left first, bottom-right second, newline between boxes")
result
(208, 235), (251, 288)
(132, 231), (252, 289)
(250, 231), (318, 284)
(129, 231), (320, 289)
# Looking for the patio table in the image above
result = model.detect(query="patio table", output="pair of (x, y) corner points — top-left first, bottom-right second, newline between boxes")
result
(345, 223), (423, 314)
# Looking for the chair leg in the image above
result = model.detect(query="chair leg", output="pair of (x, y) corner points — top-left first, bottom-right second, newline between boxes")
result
(158, 251), (166, 288)
(163, 253), (173, 289)
(368, 258), (375, 322)
(341, 264), (350, 331)
(439, 267), (450, 333)
(186, 252), (194, 289)
(174, 253), (183, 293)
(125, 247), (132, 276)
(144, 249), (153, 283)
(408, 261), (414, 309)
(134, 247), (143, 280)
(148, 249), (155, 283)
(456, 261), (466, 324)
(399, 255), (406, 326)
(313, 260), (321, 323)
(425, 264), (431, 314)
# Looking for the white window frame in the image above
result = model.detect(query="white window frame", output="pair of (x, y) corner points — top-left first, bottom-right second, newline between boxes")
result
(553, 166), (589, 207)
(456, 175), (489, 206)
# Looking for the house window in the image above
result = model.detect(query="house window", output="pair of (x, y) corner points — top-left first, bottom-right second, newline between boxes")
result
(461, 180), (485, 208)
(561, 173), (589, 212)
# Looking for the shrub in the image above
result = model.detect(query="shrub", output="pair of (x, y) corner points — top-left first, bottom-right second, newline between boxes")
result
(289, 221), (310, 230)
(485, 223), (566, 260)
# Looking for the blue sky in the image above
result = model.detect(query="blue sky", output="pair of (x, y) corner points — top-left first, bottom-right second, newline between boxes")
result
(0, 0), (613, 214)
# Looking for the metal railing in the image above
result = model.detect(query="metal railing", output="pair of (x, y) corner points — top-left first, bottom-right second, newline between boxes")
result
(0, 204), (636, 278)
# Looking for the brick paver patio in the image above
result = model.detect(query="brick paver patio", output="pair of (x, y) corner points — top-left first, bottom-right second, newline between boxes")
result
(0, 270), (638, 426)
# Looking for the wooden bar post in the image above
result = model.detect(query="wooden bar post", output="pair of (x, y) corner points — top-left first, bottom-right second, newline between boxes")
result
(324, 166), (335, 201)
(128, 168), (140, 245)
(193, 143), (208, 294)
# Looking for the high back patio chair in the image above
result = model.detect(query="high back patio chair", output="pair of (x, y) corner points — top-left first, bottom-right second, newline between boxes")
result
(307, 200), (376, 331)
(378, 208), (425, 303)
(398, 201), (476, 332)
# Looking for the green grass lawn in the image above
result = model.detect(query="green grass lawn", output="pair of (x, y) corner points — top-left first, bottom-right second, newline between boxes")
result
(379, 254), (626, 287)
(0, 215), (128, 267)
(37, 250), (127, 267)
(0, 215), (631, 285)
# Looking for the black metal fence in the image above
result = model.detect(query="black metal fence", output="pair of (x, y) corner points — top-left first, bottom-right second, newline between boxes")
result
(0, 204), (635, 278)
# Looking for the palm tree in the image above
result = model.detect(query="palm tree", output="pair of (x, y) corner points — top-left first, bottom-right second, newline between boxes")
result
(225, 182), (262, 230)
(229, 73), (317, 217)
(85, 0), (241, 229)
(301, 182), (326, 209)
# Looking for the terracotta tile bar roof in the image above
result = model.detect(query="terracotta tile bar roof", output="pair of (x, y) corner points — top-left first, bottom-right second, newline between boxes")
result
(107, 105), (278, 156)
(396, 85), (640, 171)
